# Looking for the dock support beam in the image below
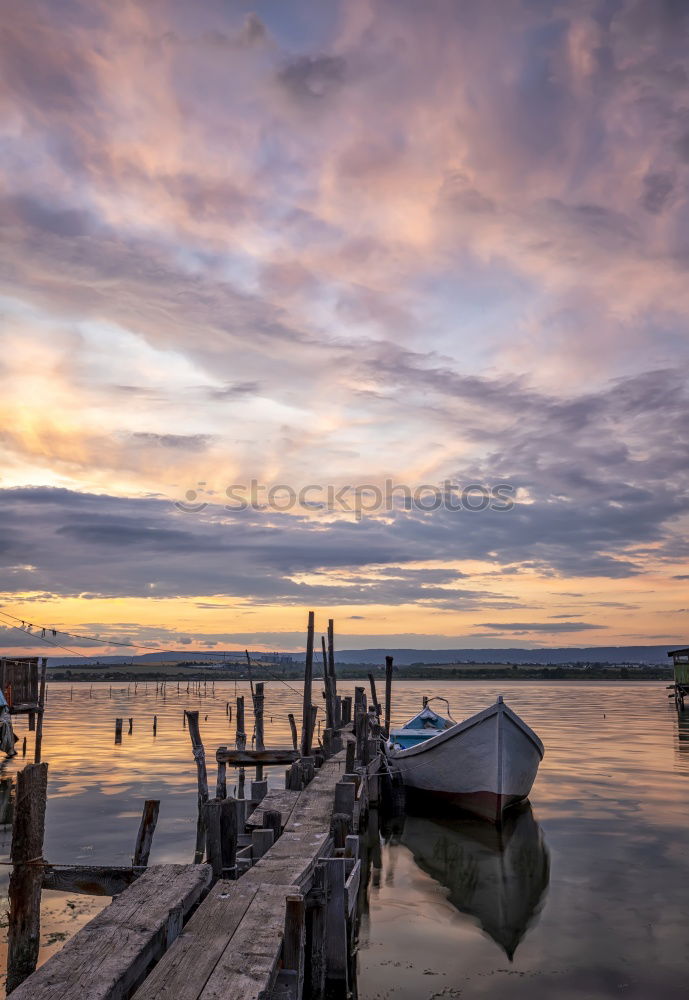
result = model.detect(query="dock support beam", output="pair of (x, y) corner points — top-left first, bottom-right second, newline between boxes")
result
(7, 762), (48, 993)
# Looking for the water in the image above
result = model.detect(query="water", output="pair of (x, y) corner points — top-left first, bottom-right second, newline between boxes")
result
(1, 680), (687, 998)
(360, 682), (689, 1000)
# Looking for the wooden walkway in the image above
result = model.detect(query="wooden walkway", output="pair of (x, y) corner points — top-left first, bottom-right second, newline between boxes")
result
(9, 683), (385, 1000)
(133, 745), (374, 1000)
(9, 865), (212, 1000)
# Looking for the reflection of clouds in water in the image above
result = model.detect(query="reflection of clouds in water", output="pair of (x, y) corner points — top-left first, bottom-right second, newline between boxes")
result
(0, 681), (687, 997)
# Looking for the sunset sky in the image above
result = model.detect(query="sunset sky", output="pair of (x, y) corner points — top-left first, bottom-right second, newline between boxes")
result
(1, 0), (689, 655)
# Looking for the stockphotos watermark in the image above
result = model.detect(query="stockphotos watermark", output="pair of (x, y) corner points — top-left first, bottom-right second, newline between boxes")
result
(175, 480), (515, 521)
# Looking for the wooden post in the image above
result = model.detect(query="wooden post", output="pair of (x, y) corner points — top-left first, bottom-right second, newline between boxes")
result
(327, 619), (337, 710)
(153, 715), (157, 736)
(251, 828), (274, 859)
(283, 894), (306, 999)
(7, 762), (48, 993)
(128, 718), (133, 735)
(288, 712), (298, 750)
(342, 696), (352, 726)
(310, 863), (327, 999)
(367, 673), (381, 719)
(309, 704), (318, 754)
(384, 655), (393, 738)
(263, 809), (282, 842)
(185, 711), (209, 864)
(220, 797), (238, 878)
(301, 611), (315, 756)
(354, 686), (365, 712)
(132, 799), (160, 867)
(334, 780), (356, 819)
(330, 812), (351, 849)
(33, 658), (47, 763)
(115, 718), (123, 744)
(253, 683), (265, 751)
(204, 799), (223, 881)
(354, 690), (367, 762)
(324, 857), (348, 989)
(345, 741), (355, 773)
(250, 779), (268, 805)
(236, 695), (246, 799)
(216, 747), (227, 799)
(252, 682), (265, 781)
(321, 635), (334, 730)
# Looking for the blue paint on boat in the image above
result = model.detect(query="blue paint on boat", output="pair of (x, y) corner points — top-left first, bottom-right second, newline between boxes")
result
(388, 705), (452, 750)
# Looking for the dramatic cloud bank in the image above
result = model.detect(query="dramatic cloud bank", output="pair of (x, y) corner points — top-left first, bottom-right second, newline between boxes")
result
(1, 0), (688, 651)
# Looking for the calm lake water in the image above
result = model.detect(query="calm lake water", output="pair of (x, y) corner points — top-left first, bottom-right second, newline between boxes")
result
(1, 680), (688, 998)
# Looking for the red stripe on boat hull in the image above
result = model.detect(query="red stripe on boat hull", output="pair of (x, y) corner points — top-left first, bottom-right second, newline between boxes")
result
(405, 787), (527, 824)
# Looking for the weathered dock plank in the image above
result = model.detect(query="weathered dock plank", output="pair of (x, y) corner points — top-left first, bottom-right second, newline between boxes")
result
(199, 882), (300, 1000)
(133, 881), (298, 1000)
(42, 865), (141, 896)
(246, 788), (300, 830)
(215, 748), (299, 766)
(10, 864), (212, 1000)
(131, 881), (260, 1000)
(130, 747), (352, 1000)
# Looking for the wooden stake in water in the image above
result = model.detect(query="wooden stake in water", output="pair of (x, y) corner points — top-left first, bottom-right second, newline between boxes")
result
(132, 799), (160, 867)
(253, 682), (265, 780)
(288, 712), (298, 750)
(33, 658), (48, 764)
(236, 695), (246, 799)
(7, 762), (48, 993)
(328, 619), (339, 727)
(301, 611), (315, 756)
(321, 636), (334, 730)
(384, 655), (394, 738)
(185, 710), (209, 863)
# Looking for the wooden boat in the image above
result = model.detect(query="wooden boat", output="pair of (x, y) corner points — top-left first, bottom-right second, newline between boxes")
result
(385, 696), (544, 823)
(398, 802), (549, 959)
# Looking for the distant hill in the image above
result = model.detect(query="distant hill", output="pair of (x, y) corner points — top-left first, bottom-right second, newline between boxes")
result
(44, 644), (679, 668)
(317, 646), (677, 666)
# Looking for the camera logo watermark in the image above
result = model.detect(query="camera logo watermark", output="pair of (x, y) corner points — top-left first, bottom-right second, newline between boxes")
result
(175, 480), (514, 521)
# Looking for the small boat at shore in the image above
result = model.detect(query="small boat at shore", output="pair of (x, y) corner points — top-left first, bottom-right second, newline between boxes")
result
(385, 696), (544, 823)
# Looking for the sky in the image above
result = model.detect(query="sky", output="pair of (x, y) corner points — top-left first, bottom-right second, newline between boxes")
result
(1, 0), (689, 656)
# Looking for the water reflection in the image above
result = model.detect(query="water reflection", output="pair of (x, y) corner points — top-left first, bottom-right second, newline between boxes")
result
(676, 710), (689, 760)
(388, 803), (549, 960)
(0, 776), (12, 827)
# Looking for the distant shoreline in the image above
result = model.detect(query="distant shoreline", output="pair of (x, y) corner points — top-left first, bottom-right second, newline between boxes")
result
(46, 665), (674, 683)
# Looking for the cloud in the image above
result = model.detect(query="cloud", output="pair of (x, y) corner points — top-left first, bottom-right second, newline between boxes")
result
(1, 0), (689, 645)
(478, 622), (607, 633)
(277, 54), (346, 101)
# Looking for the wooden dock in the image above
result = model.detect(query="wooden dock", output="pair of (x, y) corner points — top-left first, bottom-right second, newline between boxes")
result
(6, 615), (394, 1000)
(9, 698), (385, 999)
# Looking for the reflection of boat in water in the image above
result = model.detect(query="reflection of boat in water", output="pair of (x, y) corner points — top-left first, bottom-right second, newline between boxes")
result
(399, 803), (549, 959)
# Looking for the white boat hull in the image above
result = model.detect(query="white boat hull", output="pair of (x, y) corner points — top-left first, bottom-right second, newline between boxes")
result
(386, 699), (544, 823)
